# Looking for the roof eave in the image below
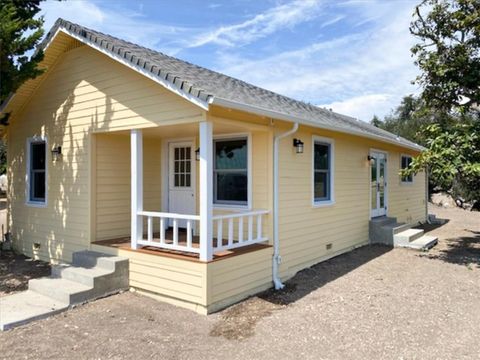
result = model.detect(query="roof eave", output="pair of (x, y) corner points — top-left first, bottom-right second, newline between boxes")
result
(210, 97), (425, 152)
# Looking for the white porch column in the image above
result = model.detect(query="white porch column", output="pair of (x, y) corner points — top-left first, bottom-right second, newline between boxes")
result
(199, 121), (213, 261)
(131, 129), (143, 250)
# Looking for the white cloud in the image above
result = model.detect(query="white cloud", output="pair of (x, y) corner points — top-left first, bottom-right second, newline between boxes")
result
(188, 0), (321, 48)
(214, 0), (420, 120)
(318, 94), (393, 121)
(40, 0), (192, 54)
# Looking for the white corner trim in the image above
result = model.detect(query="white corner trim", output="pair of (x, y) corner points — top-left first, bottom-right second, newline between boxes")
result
(25, 136), (48, 208)
(312, 135), (335, 208)
(56, 28), (210, 111)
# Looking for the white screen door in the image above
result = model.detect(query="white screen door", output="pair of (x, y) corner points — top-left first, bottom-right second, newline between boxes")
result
(370, 151), (387, 218)
(168, 142), (195, 228)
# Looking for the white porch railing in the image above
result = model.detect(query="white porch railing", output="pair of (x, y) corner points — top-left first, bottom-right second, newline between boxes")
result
(212, 209), (269, 253)
(135, 210), (269, 257)
(137, 211), (201, 254)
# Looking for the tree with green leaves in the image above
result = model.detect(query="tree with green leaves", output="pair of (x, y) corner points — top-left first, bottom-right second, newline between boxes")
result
(410, 0), (480, 113)
(405, 0), (480, 209)
(0, 0), (45, 174)
(371, 95), (455, 146)
(0, 0), (45, 108)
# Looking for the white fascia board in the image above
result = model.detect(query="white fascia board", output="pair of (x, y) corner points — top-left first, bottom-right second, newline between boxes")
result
(211, 97), (425, 152)
(50, 27), (210, 112)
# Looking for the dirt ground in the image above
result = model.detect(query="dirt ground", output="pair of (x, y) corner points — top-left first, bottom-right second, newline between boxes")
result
(0, 205), (479, 360)
(0, 252), (51, 296)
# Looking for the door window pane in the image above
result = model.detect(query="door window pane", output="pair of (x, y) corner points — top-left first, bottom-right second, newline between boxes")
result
(371, 158), (377, 209)
(172, 146), (192, 188)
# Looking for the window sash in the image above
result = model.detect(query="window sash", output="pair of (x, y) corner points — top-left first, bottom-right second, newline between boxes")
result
(401, 156), (413, 182)
(314, 142), (332, 202)
(28, 140), (46, 203)
(213, 137), (248, 205)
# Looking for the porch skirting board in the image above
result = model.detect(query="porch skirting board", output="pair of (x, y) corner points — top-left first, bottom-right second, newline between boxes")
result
(133, 288), (209, 315)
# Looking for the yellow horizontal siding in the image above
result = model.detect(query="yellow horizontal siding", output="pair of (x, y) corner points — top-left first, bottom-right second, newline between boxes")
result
(207, 247), (273, 310)
(91, 244), (207, 306)
(8, 43), (201, 263)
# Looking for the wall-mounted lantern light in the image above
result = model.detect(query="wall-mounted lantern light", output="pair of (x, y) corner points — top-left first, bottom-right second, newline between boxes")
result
(367, 155), (375, 165)
(195, 148), (200, 161)
(51, 146), (62, 161)
(293, 139), (304, 154)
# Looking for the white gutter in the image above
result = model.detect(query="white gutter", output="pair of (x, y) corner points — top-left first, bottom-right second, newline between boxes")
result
(272, 122), (299, 290)
(211, 97), (425, 152)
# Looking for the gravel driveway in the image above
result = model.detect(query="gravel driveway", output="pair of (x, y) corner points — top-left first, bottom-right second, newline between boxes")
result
(0, 205), (479, 360)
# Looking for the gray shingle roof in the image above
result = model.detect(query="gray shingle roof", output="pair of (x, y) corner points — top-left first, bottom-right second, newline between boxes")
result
(42, 18), (422, 151)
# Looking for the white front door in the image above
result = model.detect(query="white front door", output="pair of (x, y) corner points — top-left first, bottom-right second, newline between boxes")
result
(370, 151), (387, 218)
(168, 142), (195, 228)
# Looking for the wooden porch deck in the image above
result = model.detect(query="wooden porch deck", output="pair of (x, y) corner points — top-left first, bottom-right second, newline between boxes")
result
(93, 229), (271, 263)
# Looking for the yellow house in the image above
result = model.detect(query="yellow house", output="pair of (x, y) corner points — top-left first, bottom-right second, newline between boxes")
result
(1, 19), (429, 314)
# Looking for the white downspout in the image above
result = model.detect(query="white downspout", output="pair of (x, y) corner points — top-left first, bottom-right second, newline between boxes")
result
(272, 122), (299, 290)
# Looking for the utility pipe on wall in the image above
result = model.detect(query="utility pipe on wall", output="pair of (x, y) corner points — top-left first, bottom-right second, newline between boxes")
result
(272, 122), (299, 290)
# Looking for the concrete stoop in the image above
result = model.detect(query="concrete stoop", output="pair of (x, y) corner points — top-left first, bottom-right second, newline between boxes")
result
(0, 251), (129, 331)
(370, 216), (438, 251)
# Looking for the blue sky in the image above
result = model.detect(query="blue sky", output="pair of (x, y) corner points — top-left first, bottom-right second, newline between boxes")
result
(40, 0), (421, 121)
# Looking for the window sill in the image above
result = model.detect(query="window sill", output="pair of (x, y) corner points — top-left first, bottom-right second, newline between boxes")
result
(400, 181), (414, 186)
(213, 204), (251, 212)
(26, 201), (47, 208)
(312, 200), (335, 208)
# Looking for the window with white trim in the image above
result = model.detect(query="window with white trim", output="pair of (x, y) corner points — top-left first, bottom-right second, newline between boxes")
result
(401, 155), (413, 183)
(313, 138), (334, 204)
(213, 137), (248, 206)
(28, 139), (47, 203)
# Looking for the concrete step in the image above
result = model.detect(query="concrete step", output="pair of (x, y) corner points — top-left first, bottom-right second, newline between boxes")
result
(52, 264), (113, 287)
(370, 216), (397, 226)
(394, 228), (424, 246)
(398, 235), (438, 250)
(0, 291), (68, 331)
(29, 277), (93, 305)
(72, 250), (128, 271)
(392, 223), (411, 235)
(1, 250), (129, 331)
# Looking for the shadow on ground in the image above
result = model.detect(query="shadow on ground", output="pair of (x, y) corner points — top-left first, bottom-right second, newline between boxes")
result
(210, 244), (391, 340)
(419, 230), (480, 268)
(0, 252), (51, 296)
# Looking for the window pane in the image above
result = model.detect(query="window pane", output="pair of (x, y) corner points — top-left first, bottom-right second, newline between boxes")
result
(185, 147), (191, 160)
(31, 143), (46, 170)
(216, 172), (247, 202)
(185, 174), (191, 187)
(174, 174), (179, 187)
(314, 143), (329, 170)
(33, 172), (45, 200)
(215, 139), (247, 170)
(314, 172), (329, 201)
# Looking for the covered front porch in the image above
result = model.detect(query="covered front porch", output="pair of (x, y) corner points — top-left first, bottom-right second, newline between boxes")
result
(92, 118), (272, 262)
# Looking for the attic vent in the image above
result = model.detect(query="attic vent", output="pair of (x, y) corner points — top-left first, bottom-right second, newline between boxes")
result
(326, 243), (332, 250)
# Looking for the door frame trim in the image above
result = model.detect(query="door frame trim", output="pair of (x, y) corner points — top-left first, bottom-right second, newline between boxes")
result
(369, 148), (388, 219)
(161, 137), (197, 215)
